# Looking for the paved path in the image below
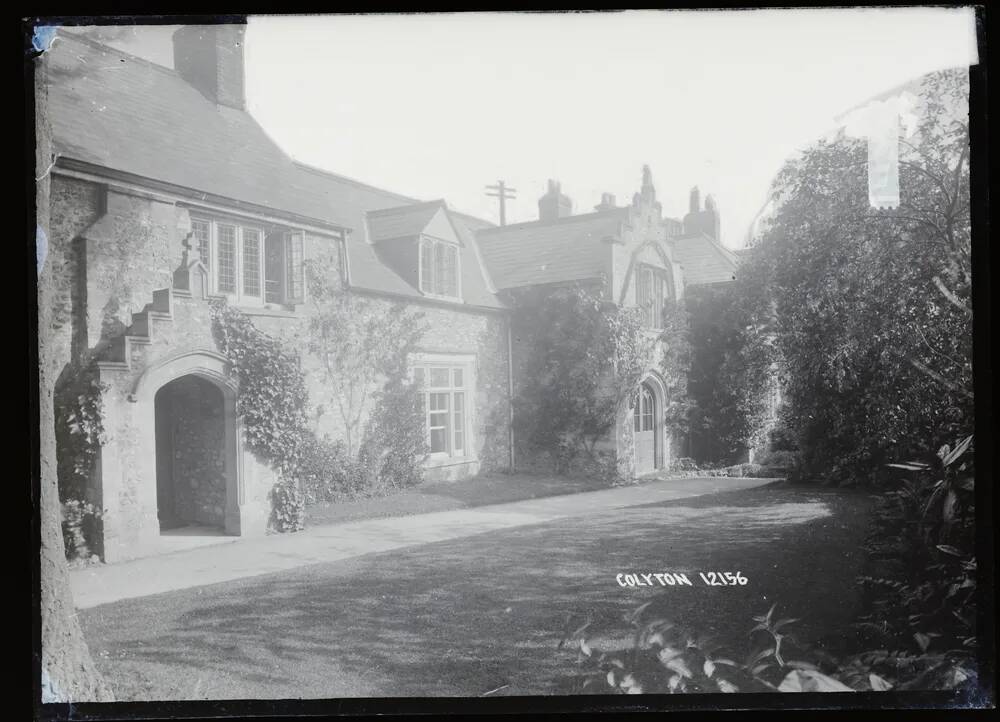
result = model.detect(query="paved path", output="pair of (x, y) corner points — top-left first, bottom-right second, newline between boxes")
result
(70, 476), (775, 609)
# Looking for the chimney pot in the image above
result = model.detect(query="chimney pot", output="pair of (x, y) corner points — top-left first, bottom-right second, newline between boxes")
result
(595, 192), (617, 212)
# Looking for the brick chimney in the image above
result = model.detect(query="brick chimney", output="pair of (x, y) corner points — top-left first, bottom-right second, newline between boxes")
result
(538, 179), (573, 221)
(173, 24), (246, 110)
(683, 188), (721, 242)
(594, 192), (617, 212)
(689, 186), (701, 213)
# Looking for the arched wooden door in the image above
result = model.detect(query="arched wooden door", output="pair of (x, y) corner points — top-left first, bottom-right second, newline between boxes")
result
(634, 381), (658, 475)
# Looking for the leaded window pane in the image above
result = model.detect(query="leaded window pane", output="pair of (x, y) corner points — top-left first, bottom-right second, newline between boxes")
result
(217, 224), (237, 293)
(242, 228), (262, 297)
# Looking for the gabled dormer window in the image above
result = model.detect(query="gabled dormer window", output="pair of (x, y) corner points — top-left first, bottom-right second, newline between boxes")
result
(419, 237), (460, 299)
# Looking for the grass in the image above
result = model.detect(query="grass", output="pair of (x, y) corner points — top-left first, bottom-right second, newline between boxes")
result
(81, 483), (874, 700)
(305, 472), (613, 527)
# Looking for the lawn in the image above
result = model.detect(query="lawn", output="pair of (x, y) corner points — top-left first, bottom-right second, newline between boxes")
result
(305, 471), (612, 527)
(81, 483), (874, 700)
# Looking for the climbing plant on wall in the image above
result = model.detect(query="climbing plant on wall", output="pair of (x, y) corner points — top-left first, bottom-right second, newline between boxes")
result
(54, 364), (109, 559)
(210, 299), (310, 531)
(509, 280), (660, 477)
(305, 254), (429, 492)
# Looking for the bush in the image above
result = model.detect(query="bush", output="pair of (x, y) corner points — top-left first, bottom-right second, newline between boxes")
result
(269, 476), (305, 533)
(561, 600), (977, 695)
(671, 457), (699, 472)
(298, 434), (369, 504)
(61, 498), (102, 562)
(758, 449), (797, 471)
(855, 434), (976, 666)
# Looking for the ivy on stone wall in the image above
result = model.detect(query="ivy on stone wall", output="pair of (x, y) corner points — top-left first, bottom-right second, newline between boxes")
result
(210, 299), (310, 474)
(210, 299), (310, 531)
(54, 364), (108, 559)
(509, 281), (662, 479)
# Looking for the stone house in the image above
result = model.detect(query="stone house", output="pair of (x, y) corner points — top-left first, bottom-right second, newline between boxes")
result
(41, 24), (735, 562)
(477, 169), (737, 478)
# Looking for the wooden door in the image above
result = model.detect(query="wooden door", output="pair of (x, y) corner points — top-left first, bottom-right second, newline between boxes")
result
(634, 382), (657, 475)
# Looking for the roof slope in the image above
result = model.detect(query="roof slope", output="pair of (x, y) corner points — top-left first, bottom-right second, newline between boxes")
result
(367, 201), (448, 243)
(46, 32), (502, 308)
(476, 209), (628, 289)
(46, 32), (353, 229)
(669, 232), (739, 285)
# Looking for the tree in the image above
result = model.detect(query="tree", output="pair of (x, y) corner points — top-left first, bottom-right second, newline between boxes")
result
(305, 257), (426, 459)
(33, 45), (114, 703)
(740, 69), (971, 483)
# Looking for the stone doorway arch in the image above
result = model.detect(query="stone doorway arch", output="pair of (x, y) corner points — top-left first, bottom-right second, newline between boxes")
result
(634, 373), (668, 475)
(97, 349), (272, 562)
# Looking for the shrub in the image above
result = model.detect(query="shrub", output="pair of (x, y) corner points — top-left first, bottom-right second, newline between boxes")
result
(856, 434), (976, 665)
(269, 476), (305, 533)
(61, 498), (102, 562)
(561, 600), (977, 695)
(297, 434), (370, 504)
(671, 457), (699, 472)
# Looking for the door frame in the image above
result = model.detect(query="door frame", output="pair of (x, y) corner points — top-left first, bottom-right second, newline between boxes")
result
(633, 373), (667, 474)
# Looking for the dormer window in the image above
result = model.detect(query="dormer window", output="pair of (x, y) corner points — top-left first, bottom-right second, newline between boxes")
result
(419, 237), (460, 299)
(636, 264), (673, 328)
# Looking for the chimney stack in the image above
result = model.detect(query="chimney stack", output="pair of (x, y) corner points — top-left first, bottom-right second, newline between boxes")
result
(683, 189), (721, 242)
(595, 192), (617, 212)
(538, 179), (573, 221)
(173, 24), (247, 110)
(689, 186), (701, 213)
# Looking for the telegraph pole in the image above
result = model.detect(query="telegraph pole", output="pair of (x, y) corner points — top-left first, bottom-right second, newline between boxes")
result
(485, 180), (517, 226)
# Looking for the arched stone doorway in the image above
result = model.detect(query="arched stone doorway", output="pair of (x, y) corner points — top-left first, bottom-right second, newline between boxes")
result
(634, 375), (666, 475)
(154, 375), (228, 531)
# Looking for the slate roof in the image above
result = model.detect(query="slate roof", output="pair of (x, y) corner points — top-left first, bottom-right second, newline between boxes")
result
(47, 32), (353, 229)
(475, 209), (628, 289)
(367, 200), (452, 243)
(669, 232), (739, 285)
(45, 31), (503, 309)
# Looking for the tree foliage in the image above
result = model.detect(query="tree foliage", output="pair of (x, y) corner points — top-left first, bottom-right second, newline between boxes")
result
(305, 257), (429, 494)
(736, 69), (972, 484)
(685, 283), (775, 463)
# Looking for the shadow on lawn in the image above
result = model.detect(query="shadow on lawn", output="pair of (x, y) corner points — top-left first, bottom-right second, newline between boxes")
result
(84, 485), (874, 700)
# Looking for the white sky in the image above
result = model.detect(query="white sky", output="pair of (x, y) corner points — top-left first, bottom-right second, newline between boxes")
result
(70, 8), (977, 247)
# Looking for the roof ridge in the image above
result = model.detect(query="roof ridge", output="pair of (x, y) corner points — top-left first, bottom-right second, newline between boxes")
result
(366, 199), (446, 216)
(56, 28), (182, 78)
(477, 206), (628, 235)
(291, 160), (422, 203)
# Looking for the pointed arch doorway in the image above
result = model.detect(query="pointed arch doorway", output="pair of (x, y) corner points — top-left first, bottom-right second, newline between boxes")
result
(634, 378), (663, 476)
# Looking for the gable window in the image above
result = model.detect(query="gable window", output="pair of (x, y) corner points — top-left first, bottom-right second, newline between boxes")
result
(636, 265), (673, 328)
(191, 215), (305, 306)
(419, 237), (460, 299)
(414, 363), (469, 457)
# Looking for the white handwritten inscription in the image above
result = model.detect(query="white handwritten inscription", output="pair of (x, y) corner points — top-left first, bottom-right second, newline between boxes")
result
(616, 572), (748, 587)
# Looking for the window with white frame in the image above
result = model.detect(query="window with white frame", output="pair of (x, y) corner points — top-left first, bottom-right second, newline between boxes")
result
(414, 362), (470, 457)
(190, 215), (305, 306)
(419, 237), (460, 299)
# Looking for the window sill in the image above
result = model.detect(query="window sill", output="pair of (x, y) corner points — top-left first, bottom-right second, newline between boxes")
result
(420, 292), (464, 303)
(423, 454), (477, 469)
(237, 304), (299, 318)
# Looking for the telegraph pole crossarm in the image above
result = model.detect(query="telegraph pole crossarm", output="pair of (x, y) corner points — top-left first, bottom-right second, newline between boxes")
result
(485, 180), (517, 226)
